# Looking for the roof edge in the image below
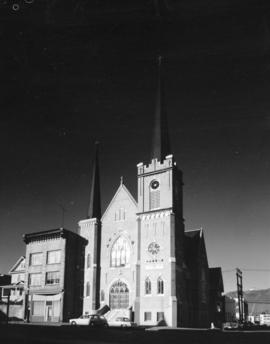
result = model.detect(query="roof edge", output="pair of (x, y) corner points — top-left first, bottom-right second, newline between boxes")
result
(101, 182), (137, 221)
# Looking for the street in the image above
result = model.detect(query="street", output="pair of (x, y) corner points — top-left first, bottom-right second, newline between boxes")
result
(1, 324), (270, 344)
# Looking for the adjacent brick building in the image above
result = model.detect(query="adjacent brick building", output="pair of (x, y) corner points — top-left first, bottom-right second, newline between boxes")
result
(23, 228), (87, 322)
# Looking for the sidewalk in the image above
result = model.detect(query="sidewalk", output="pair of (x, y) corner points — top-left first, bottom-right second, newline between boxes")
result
(4, 320), (69, 326)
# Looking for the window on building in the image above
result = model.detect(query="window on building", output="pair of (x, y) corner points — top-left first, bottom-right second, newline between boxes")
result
(2, 289), (9, 297)
(110, 236), (130, 267)
(149, 180), (160, 210)
(201, 269), (207, 303)
(87, 254), (91, 269)
(100, 290), (105, 302)
(32, 301), (44, 316)
(157, 312), (165, 322)
(47, 250), (61, 264)
(201, 282), (207, 303)
(157, 277), (164, 294)
(201, 269), (206, 281)
(115, 208), (126, 221)
(145, 277), (151, 295)
(86, 282), (90, 297)
(144, 312), (151, 321)
(29, 273), (42, 287)
(30, 253), (42, 266)
(52, 300), (60, 318)
(45, 271), (60, 285)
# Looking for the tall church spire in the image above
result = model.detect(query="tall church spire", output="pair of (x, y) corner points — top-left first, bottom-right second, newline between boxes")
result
(151, 55), (171, 162)
(87, 141), (101, 219)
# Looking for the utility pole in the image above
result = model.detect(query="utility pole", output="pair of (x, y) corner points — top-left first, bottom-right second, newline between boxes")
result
(236, 268), (244, 323)
(6, 288), (10, 325)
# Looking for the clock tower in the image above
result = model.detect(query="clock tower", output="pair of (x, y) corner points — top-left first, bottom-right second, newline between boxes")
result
(134, 57), (186, 327)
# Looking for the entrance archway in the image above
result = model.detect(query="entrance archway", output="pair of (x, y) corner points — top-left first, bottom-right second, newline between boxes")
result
(109, 280), (129, 309)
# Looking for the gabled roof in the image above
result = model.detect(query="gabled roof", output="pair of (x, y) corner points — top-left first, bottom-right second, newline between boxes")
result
(185, 228), (202, 239)
(101, 181), (137, 220)
(9, 256), (25, 274)
(184, 228), (208, 271)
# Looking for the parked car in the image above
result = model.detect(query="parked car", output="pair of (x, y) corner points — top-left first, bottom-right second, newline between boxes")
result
(108, 317), (137, 327)
(223, 322), (238, 330)
(69, 314), (108, 327)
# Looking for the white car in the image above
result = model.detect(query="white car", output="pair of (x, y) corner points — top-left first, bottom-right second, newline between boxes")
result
(108, 317), (137, 327)
(69, 314), (108, 327)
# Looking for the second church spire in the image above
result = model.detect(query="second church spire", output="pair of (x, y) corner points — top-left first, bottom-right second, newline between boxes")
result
(87, 141), (101, 220)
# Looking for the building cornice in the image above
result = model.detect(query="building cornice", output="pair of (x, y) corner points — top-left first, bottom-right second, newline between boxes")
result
(23, 228), (87, 245)
(137, 207), (173, 216)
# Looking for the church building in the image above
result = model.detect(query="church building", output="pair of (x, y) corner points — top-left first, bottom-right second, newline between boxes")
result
(79, 58), (220, 328)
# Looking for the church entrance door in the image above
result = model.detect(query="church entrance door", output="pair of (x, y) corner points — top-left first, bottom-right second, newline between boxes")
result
(109, 280), (129, 309)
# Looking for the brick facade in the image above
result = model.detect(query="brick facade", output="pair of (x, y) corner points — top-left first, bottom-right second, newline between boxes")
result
(23, 229), (86, 323)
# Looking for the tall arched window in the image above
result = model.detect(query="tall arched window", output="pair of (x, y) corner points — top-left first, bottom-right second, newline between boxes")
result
(157, 277), (164, 294)
(145, 277), (151, 295)
(87, 254), (91, 268)
(86, 282), (90, 297)
(110, 236), (130, 267)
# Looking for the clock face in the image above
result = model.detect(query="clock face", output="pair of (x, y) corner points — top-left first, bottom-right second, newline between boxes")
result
(148, 242), (160, 255)
(150, 180), (160, 190)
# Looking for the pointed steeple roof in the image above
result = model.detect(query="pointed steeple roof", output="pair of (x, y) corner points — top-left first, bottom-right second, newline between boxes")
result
(87, 142), (101, 219)
(151, 55), (171, 162)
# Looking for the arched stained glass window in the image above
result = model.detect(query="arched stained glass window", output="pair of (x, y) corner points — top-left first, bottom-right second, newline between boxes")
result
(109, 280), (129, 309)
(145, 277), (151, 295)
(110, 236), (130, 267)
(157, 277), (164, 294)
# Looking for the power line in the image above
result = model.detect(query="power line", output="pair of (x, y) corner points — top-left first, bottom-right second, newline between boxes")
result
(245, 301), (270, 303)
(222, 268), (270, 272)
(242, 269), (270, 272)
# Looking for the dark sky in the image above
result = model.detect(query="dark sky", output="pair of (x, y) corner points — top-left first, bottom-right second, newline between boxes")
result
(1, 1), (270, 292)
